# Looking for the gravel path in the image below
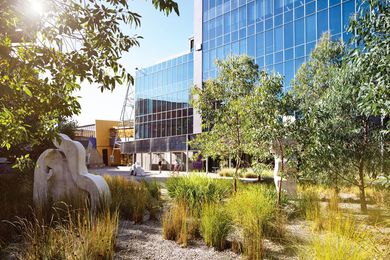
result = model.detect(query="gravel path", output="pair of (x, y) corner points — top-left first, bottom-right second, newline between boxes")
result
(115, 220), (241, 260)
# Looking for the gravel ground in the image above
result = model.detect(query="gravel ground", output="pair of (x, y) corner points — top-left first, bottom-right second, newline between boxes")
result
(115, 220), (241, 260)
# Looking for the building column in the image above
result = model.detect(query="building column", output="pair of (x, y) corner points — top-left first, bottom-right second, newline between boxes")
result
(150, 152), (152, 171)
(186, 134), (189, 174)
(170, 152), (172, 172)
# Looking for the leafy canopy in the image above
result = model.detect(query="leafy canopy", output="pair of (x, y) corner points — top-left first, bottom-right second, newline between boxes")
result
(0, 0), (178, 164)
(191, 55), (259, 162)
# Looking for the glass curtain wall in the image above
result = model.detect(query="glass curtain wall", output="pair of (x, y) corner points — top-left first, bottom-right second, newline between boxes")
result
(202, 0), (360, 90)
(135, 52), (194, 139)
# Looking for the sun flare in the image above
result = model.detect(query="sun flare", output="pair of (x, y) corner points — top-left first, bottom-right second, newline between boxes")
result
(29, 0), (45, 16)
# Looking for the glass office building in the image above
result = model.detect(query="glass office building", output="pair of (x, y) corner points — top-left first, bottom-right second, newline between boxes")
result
(122, 50), (196, 171)
(201, 0), (360, 89)
(134, 52), (194, 139)
(123, 0), (360, 171)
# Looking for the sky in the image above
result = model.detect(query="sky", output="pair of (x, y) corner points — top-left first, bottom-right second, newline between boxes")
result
(73, 0), (194, 126)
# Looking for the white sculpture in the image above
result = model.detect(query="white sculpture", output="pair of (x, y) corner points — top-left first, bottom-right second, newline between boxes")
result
(273, 157), (297, 197)
(130, 162), (145, 176)
(271, 141), (298, 197)
(34, 134), (111, 212)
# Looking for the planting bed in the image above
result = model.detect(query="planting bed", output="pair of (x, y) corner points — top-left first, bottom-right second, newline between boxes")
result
(115, 220), (240, 260)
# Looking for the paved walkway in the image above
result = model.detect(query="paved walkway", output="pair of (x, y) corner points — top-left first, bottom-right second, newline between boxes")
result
(91, 166), (190, 183)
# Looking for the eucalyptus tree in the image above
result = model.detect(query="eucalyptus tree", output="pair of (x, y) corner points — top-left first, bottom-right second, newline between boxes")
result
(348, 0), (390, 119)
(191, 55), (259, 192)
(0, 0), (179, 167)
(291, 34), (345, 189)
(244, 71), (296, 205)
(292, 33), (389, 212)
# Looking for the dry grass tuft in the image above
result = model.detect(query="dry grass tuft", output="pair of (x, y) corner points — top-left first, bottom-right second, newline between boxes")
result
(104, 175), (150, 223)
(162, 201), (188, 246)
(14, 205), (118, 259)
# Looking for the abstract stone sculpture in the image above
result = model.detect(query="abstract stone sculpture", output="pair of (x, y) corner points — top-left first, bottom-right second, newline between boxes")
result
(273, 157), (297, 197)
(34, 134), (111, 212)
(271, 141), (298, 197)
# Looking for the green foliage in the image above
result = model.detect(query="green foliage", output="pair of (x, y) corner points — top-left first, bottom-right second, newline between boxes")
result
(200, 203), (233, 251)
(348, 0), (390, 118)
(292, 33), (389, 212)
(191, 55), (260, 190)
(0, 0), (178, 167)
(165, 174), (231, 213)
(245, 71), (295, 161)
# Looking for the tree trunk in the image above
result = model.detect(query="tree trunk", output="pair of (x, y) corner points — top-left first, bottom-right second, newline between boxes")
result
(358, 160), (368, 213)
(358, 118), (368, 213)
(277, 141), (284, 207)
(234, 156), (240, 193)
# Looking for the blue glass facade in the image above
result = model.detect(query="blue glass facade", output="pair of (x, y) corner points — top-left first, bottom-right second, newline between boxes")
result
(135, 52), (194, 140)
(201, 0), (360, 89)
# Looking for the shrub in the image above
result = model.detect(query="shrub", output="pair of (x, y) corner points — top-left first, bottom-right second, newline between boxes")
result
(162, 201), (188, 246)
(200, 203), (233, 251)
(104, 175), (148, 223)
(226, 185), (277, 259)
(15, 206), (118, 259)
(166, 174), (231, 213)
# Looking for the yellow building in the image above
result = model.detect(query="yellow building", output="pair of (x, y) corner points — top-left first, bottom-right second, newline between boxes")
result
(76, 120), (134, 167)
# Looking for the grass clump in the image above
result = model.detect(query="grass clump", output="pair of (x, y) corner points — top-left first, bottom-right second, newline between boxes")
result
(226, 185), (277, 259)
(218, 168), (258, 178)
(301, 212), (386, 259)
(200, 203), (233, 251)
(164, 175), (232, 247)
(297, 186), (321, 221)
(162, 201), (188, 246)
(104, 175), (149, 223)
(143, 180), (161, 220)
(15, 206), (118, 259)
(166, 174), (231, 213)
(301, 232), (374, 260)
